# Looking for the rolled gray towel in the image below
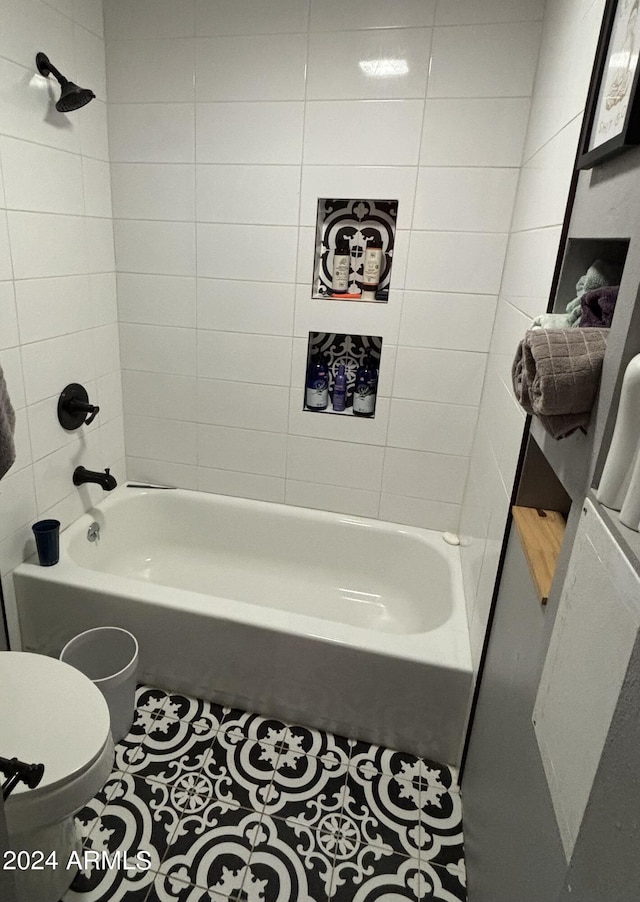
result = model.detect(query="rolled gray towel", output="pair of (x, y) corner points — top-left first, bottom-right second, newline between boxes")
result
(512, 328), (609, 439)
(0, 361), (15, 478)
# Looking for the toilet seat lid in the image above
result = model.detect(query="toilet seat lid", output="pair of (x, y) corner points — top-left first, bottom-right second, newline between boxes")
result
(0, 652), (111, 794)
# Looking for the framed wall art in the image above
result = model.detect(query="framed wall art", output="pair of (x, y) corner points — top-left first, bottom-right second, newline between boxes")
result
(578, 0), (640, 169)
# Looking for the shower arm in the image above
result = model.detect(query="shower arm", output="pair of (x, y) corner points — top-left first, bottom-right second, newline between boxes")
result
(36, 53), (68, 87)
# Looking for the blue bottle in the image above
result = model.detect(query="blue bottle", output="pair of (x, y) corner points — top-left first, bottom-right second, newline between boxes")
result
(305, 352), (329, 410)
(332, 364), (347, 412)
(353, 355), (378, 417)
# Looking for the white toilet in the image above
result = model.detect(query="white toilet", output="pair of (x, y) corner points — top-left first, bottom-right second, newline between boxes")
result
(0, 652), (114, 902)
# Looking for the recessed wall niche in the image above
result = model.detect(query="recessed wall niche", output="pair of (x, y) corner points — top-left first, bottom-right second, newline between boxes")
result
(303, 331), (382, 417)
(312, 198), (398, 302)
(552, 237), (629, 317)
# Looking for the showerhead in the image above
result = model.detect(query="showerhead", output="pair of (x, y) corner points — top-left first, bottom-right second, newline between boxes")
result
(36, 52), (95, 113)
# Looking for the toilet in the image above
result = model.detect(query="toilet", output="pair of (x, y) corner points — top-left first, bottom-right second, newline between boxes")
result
(0, 652), (114, 902)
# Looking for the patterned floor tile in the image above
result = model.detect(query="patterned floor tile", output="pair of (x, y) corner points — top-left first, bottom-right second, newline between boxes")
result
(124, 715), (220, 785)
(136, 685), (170, 719)
(69, 688), (465, 902)
(416, 786), (464, 869)
(241, 813), (332, 901)
(200, 732), (280, 813)
(161, 692), (230, 726)
(74, 771), (130, 846)
(262, 737), (350, 822)
(68, 773), (183, 900)
(218, 709), (289, 747)
(328, 846), (417, 901)
(284, 722), (357, 762)
(329, 856), (466, 901)
(159, 805), (260, 896)
(348, 743), (456, 794)
(63, 868), (154, 902)
(146, 869), (235, 901)
(339, 774), (421, 858)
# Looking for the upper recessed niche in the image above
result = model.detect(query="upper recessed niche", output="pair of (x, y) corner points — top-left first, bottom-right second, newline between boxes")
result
(312, 197), (398, 303)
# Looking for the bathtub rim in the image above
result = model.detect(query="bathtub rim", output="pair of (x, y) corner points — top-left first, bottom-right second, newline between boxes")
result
(15, 484), (472, 675)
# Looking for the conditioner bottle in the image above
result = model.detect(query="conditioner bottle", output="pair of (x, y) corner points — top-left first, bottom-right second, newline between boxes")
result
(332, 364), (347, 412)
(305, 351), (330, 410)
(353, 354), (378, 417)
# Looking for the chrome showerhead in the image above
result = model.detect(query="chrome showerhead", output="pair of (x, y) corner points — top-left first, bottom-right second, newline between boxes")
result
(36, 51), (96, 112)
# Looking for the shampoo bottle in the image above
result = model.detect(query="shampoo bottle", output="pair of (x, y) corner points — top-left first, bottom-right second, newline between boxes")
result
(362, 245), (383, 300)
(353, 355), (378, 417)
(305, 351), (329, 411)
(332, 364), (347, 412)
(332, 236), (351, 296)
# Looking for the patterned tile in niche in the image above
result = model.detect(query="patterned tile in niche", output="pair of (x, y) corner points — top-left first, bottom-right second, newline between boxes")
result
(124, 714), (220, 785)
(158, 805), (260, 897)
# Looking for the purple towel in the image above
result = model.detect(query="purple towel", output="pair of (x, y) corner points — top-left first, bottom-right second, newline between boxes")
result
(579, 285), (619, 328)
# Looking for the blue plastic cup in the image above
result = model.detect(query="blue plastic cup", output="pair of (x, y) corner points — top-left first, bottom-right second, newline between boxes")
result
(32, 519), (60, 566)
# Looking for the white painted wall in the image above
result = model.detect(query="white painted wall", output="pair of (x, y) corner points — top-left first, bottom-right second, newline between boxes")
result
(0, 0), (123, 644)
(107, 0), (543, 529)
(459, 0), (608, 671)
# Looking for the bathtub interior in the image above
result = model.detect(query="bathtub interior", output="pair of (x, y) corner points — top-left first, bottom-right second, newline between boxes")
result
(64, 489), (455, 635)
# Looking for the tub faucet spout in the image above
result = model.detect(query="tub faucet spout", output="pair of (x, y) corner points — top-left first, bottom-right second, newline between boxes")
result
(73, 466), (117, 491)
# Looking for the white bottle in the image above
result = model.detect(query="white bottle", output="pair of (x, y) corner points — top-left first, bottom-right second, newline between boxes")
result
(361, 246), (383, 300)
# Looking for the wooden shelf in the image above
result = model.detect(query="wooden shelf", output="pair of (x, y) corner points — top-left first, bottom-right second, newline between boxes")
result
(512, 506), (567, 605)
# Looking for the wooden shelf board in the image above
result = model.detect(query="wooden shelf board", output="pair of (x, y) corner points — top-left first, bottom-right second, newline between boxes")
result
(512, 506), (567, 605)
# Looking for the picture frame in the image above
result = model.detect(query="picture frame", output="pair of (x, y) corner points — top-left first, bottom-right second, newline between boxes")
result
(578, 0), (640, 169)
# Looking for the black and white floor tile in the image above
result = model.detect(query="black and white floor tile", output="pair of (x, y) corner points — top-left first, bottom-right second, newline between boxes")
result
(63, 686), (466, 902)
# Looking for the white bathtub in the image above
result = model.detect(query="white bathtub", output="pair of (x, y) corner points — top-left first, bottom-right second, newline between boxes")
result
(14, 486), (472, 765)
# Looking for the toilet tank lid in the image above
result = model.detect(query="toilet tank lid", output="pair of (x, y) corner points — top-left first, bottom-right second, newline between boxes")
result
(0, 652), (111, 793)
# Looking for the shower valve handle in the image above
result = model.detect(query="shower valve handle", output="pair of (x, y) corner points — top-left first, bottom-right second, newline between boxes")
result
(68, 397), (100, 425)
(58, 383), (100, 430)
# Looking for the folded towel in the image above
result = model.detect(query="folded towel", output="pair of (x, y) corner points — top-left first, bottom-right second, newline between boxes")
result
(579, 285), (619, 328)
(531, 259), (623, 330)
(0, 361), (15, 478)
(512, 328), (609, 439)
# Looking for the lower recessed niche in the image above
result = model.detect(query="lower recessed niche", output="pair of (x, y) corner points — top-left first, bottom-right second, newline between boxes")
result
(303, 331), (382, 417)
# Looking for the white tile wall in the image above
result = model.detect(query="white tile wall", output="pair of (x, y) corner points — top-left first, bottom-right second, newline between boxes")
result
(306, 29), (432, 101)
(195, 35), (307, 102)
(420, 98), (531, 167)
(459, 0), (607, 671)
(0, 0), (124, 648)
(100, 0), (544, 535)
(428, 22), (541, 98)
